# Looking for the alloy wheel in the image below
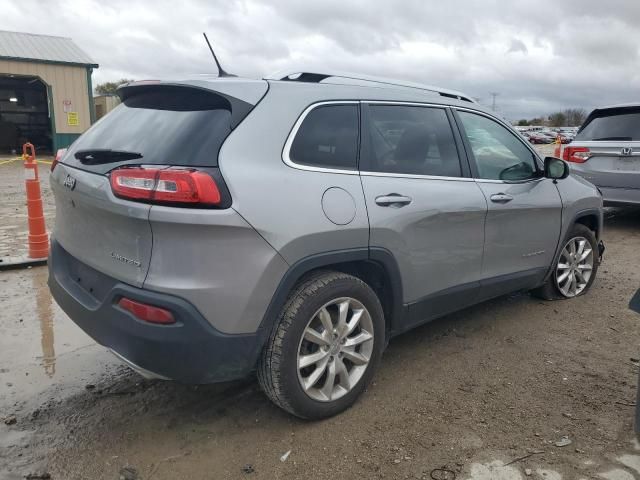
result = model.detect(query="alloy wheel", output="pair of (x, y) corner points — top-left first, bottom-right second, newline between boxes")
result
(555, 236), (594, 298)
(296, 297), (374, 402)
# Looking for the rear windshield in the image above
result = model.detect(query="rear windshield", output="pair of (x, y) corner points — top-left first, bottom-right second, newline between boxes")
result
(576, 107), (640, 141)
(63, 86), (234, 173)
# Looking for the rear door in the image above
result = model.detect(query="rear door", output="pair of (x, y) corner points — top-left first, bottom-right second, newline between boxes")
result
(51, 164), (152, 287)
(454, 109), (562, 296)
(52, 84), (249, 287)
(359, 103), (487, 327)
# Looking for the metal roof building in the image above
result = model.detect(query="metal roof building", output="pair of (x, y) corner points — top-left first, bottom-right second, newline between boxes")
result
(0, 30), (98, 154)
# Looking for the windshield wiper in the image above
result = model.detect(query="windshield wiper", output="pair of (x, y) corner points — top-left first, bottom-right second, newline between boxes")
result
(74, 149), (143, 165)
(591, 136), (633, 141)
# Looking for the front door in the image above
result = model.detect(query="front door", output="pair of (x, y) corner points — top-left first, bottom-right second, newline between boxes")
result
(359, 103), (487, 328)
(454, 109), (563, 297)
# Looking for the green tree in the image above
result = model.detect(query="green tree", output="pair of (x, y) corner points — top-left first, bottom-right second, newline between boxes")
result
(516, 119), (529, 126)
(95, 78), (134, 95)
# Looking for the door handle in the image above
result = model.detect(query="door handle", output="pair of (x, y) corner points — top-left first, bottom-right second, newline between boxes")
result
(490, 193), (514, 203)
(375, 194), (412, 207)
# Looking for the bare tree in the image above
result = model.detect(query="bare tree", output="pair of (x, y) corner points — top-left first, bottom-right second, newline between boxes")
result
(548, 111), (567, 127)
(563, 108), (587, 126)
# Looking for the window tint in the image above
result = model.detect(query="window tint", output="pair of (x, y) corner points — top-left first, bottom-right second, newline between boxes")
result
(64, 86), (234, 174)
(458, 111), (537, 181)
(289, 104), (358, 170)
(576, 108), (640, 141)
(365, 105), (462, 177)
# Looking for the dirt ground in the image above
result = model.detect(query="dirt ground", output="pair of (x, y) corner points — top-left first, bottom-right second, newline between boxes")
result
(1, 152), (640, 480)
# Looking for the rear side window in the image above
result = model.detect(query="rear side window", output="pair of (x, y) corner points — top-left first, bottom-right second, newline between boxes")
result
(364, 105), (462, 177)
(63, 86), (235, 173)
(289, 104), (359, 170)
(576, 107), (640, 141)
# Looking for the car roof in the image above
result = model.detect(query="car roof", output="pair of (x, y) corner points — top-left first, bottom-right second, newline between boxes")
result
(120, 74), (495, 117)
(264, 69), (475, 103)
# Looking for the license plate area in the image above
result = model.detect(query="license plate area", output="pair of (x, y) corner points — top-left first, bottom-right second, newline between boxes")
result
(66, 252), (115, 304)
(616, 157), (640, 171)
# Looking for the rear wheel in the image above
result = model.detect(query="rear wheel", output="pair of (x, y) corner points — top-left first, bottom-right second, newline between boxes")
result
(258, 271), (384, 419)
(532, 224), (599, 300)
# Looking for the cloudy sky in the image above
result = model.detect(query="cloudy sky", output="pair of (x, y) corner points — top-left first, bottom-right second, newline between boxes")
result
(2, 0), (639, 119)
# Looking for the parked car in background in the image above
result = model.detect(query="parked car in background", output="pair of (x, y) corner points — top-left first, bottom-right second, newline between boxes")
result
(528, 132), (554, 144)
(565, 104), (640, 206)
(48, 71), (604, 419)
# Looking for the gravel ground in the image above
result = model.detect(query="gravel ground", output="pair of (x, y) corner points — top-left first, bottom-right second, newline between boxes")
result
(1, 148), (640, 480)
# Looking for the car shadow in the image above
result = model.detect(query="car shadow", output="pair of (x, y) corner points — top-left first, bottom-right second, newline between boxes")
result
(604, 207), (640, 231)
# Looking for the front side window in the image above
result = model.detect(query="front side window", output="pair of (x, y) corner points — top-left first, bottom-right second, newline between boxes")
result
(289, 104), (358, 170)
(365, 105), (462, 177)
(457, 111), (538, 181)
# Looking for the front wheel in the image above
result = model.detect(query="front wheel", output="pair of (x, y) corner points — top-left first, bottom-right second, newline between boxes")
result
(258, 271), (385, 419)
(532, 224), (599, 300)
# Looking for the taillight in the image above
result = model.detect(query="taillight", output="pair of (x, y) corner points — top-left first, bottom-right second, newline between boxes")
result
(110, 167), (221, 206)
(118, 297), (175, 324)
(563, 146), (590, 163)
(52, 148), (67, 172)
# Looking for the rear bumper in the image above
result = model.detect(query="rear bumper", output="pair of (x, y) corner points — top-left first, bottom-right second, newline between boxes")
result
(48, 240), (263, 384)
(599, 187), (640, 207)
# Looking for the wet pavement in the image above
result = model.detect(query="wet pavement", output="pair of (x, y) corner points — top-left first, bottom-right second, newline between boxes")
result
(0, 267), (118, 414)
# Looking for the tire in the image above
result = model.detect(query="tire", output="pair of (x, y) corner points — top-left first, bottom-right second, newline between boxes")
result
(257, 271), (385, 419)
(531, 224), (599, 300)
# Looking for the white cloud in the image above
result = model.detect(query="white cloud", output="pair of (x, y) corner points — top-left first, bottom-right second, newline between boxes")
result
(1, 0), (638, 119)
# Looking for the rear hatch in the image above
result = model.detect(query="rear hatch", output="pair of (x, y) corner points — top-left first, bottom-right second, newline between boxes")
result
(567, 106), (640, 189)
(51, 80), (265, 287)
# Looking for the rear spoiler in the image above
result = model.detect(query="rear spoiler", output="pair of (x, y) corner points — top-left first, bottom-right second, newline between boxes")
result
(117, 80), (267, 129)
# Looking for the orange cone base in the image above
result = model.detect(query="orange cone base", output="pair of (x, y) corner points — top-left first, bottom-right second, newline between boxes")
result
(28, 234), (49, 259)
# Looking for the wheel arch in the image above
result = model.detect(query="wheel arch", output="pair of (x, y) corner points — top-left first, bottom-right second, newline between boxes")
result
(573, 210), (602, 239)
(539, 207), (603, 286)
(257, 248), (404, 347)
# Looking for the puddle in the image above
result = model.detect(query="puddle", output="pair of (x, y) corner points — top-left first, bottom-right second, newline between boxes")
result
(0, 266), (118, 412)
(464, 439), (640, 480)
(466, 460), (527, 479)
(600, 470), (635, 480)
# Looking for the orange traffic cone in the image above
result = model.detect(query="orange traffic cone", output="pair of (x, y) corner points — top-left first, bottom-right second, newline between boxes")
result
(554, 135), (562, 158)
(22, 143), (49, 259)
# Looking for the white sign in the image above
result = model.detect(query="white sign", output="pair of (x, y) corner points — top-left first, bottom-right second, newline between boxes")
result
(63, 99), (72, 113)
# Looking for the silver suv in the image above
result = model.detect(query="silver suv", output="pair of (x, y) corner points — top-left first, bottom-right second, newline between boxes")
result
(48, 71), (604, 419)
(564, 103), (640, 206)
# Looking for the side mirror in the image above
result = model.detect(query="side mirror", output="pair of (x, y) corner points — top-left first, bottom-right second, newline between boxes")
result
(544, 156), (570, 180)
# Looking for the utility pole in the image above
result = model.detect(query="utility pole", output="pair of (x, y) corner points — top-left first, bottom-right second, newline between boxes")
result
(490, 92), (499, 112)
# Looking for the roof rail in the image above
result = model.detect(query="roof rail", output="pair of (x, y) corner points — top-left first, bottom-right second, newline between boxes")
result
(264, 69), (475, 103)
